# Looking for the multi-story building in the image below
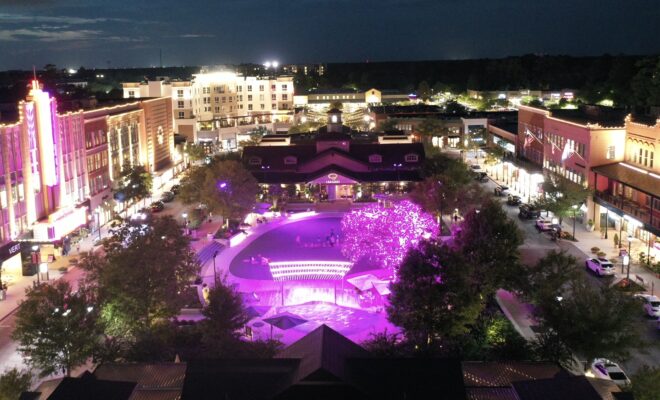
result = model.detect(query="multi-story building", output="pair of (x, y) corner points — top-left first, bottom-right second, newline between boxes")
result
(518, 105), (626, 187)
(82, 97), (176, 225)
(122, 72), (295, 142)
(0, 79), (89, 277)
(592, 116), (660, 260)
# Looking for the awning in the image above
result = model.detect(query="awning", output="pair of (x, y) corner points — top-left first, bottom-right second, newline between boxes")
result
(592, 163), (660, 198)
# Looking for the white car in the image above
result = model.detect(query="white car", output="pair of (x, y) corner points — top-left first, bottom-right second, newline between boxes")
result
(535, 218), (554, 231)
(585, 258), (616, 276)
(588, 359), (631, 387)
(470, 164), (483, 173)
(635, 294), (660, 318)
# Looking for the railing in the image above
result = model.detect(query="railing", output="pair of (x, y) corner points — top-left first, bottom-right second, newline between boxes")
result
(268, 260), (353, 281)
(595, 191), (660, 231)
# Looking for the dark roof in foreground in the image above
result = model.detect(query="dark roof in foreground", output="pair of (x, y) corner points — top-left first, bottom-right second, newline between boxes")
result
(47, 374), (136, 400)
(93, 363), (187, 400)
(512, 376), (604, 400)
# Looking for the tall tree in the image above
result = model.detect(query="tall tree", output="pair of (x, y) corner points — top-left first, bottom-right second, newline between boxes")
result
(387, 241), (483, 349)
(81, 216), (199, 336)
(627, 365), (660, 400)
(454, 200), (524, 293)
(416, 118), (444, 146)
(199, 280), (250, 356)
(178, 159), (258, 222)
(0, 368), (32, 400)
(525, 250), (582, 305)
(184, 143), (207, 162)
(535, 278), (644, 362)
(12, 282), (101, 377)
(534, 172), (591, 224)
(114, 163), (152, 206)
(417, 80), (431, 101)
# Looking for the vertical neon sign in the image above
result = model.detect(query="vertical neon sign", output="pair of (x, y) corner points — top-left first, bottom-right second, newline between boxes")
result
(31, 80), (57, 186)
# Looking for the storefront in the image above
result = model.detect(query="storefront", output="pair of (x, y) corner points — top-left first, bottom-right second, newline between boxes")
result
(0, 241), (23, 286)
(33, 207), (88, 242)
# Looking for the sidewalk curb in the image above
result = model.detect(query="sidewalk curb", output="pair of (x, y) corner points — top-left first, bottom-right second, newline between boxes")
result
(0, 305), (19, 324)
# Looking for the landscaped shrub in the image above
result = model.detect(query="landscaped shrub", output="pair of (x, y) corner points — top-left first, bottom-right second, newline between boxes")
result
(591, 247), (600, 254)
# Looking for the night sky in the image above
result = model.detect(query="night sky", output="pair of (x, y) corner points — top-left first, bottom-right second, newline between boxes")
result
(1, 0), (659, 70)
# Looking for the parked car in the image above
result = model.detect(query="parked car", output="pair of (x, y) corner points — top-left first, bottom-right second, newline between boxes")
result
(519, 204), (541, 219)
(470, 164), (483, 173)
(535, 218), (554, 231)
(150, 201), (165, 213)
(589, 359), (631, 387)
(494, 185), (509, 196)
(474, 172), (488, 182)
(161, 191), (175, 202)
(170, 184), (181, 195)
(506, 195), (522, 206)
(585, 257), (616, 276)
(634, 294), (660, 318)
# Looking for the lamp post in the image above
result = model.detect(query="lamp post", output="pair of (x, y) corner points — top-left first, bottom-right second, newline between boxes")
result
(626, 234), (633, 280)
(212, 250), (219, 286)
(182, 213), (188, 234)
(31, 245), (40, 285)
(393, 163), (402, 183)
(94, 210), (101, 241)
(572, 204), (578, 239)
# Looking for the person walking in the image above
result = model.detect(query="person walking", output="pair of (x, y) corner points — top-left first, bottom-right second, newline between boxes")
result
(202, 283), (210, 305)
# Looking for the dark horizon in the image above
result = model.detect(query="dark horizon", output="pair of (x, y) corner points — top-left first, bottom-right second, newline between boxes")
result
(1, 0), (659, 70)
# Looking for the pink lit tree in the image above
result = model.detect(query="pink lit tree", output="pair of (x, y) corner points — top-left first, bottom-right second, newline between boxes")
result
(340, 200), (438, 272)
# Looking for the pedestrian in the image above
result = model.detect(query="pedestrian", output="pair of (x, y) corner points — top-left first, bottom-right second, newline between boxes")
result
(202, 283), (210, 304)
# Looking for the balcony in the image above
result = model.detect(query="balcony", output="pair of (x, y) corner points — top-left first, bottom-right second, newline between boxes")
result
(594, 191), (660, 234)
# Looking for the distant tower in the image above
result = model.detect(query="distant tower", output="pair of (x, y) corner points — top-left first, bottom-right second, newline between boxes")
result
(326, 108), (343, 133)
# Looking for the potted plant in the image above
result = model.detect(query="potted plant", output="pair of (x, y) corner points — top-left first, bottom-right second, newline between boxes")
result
(586, 219), (595, 232)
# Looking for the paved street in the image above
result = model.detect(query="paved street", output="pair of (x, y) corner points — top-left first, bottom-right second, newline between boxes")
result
(474, 163), (660, 374)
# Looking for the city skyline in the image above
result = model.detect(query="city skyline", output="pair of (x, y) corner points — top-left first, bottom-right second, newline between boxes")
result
(0, 0), (658, 70)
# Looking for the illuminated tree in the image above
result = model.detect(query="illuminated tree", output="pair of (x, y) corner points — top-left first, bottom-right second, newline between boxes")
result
(340, 200), (437, 272)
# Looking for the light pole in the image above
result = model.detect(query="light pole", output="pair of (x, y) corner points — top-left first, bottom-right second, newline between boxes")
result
(572, 204), (578, 239)
(626, 234), (633, 280)
(393, 163), (402, 183)
(95, 210), (101, 241)
(212, 250), (219, 286)
(31, 245), (40, 285)
(181, 213), (188, 235)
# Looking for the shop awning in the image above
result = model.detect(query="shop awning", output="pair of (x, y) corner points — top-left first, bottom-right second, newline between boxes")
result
(592, 163), (660, 198)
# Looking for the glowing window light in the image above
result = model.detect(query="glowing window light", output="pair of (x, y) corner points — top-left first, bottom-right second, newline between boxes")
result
(268, 261), (353, 281)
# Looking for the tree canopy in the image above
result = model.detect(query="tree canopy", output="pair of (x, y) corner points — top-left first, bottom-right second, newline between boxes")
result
(178, 159), (259, 220)
(0, 368), (32, 400)
(534, 172), (591, 224)
(81, 216), (200, 336)
(114, 163), (152, 205)
(387, 241), (484, 349)
(12, 281), (101, 377)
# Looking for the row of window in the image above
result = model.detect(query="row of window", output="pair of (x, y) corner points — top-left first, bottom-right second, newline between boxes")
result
(85, 129), (107, 149)
(86, 152), (109, 173)
(627, 140), (655, 169)
(545, 132), (586, 158)
(247, 153), (420, 166)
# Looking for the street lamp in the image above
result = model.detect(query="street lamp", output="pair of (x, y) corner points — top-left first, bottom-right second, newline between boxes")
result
(393, 163), (402, 183)
(182, 213), (188, 233)
(212, 250), (219, 286)
(94, 210), (101, 241)
(626, 234), (633, 280)
(572, 204), (578, 239)
(31, 245), (40, 285)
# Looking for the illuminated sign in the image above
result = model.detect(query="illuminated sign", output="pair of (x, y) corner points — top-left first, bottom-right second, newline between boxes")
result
(327, 173), (338, 180)
(31, 84), (57, 186)
(0, 241), (21, 262)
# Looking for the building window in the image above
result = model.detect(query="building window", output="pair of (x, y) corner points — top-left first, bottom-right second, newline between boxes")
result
(607, 146), (615, 160)
(248, 104), (253, 111)
(284, 156), (297, 165)
(404, 153), (419, 163)
(651, 152), (654, 168)
(368, 154), (382, 163)
(203, 87), (210, 94)
(128, 90), (135, 98)
(222, 97), (226, 103)
(247, 85), (252, 92)
(272, 103), (277, 110)
(282, 84), (288, 91)
(282, 94), (288, 101)
(177, 100), (184, 108)
(237, 86), (242, 92)
(260, 104), (265, 110)
(248, 157), (262, 165)
(259, 85), (264, 91)
(248, 95), (253, 101)
(271, 84), (276, 91)
(178, 111), (184, 118)
(271, 94), (276, 101)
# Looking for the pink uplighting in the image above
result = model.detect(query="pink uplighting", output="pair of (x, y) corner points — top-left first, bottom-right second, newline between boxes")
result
(340, 200), (437, 273)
